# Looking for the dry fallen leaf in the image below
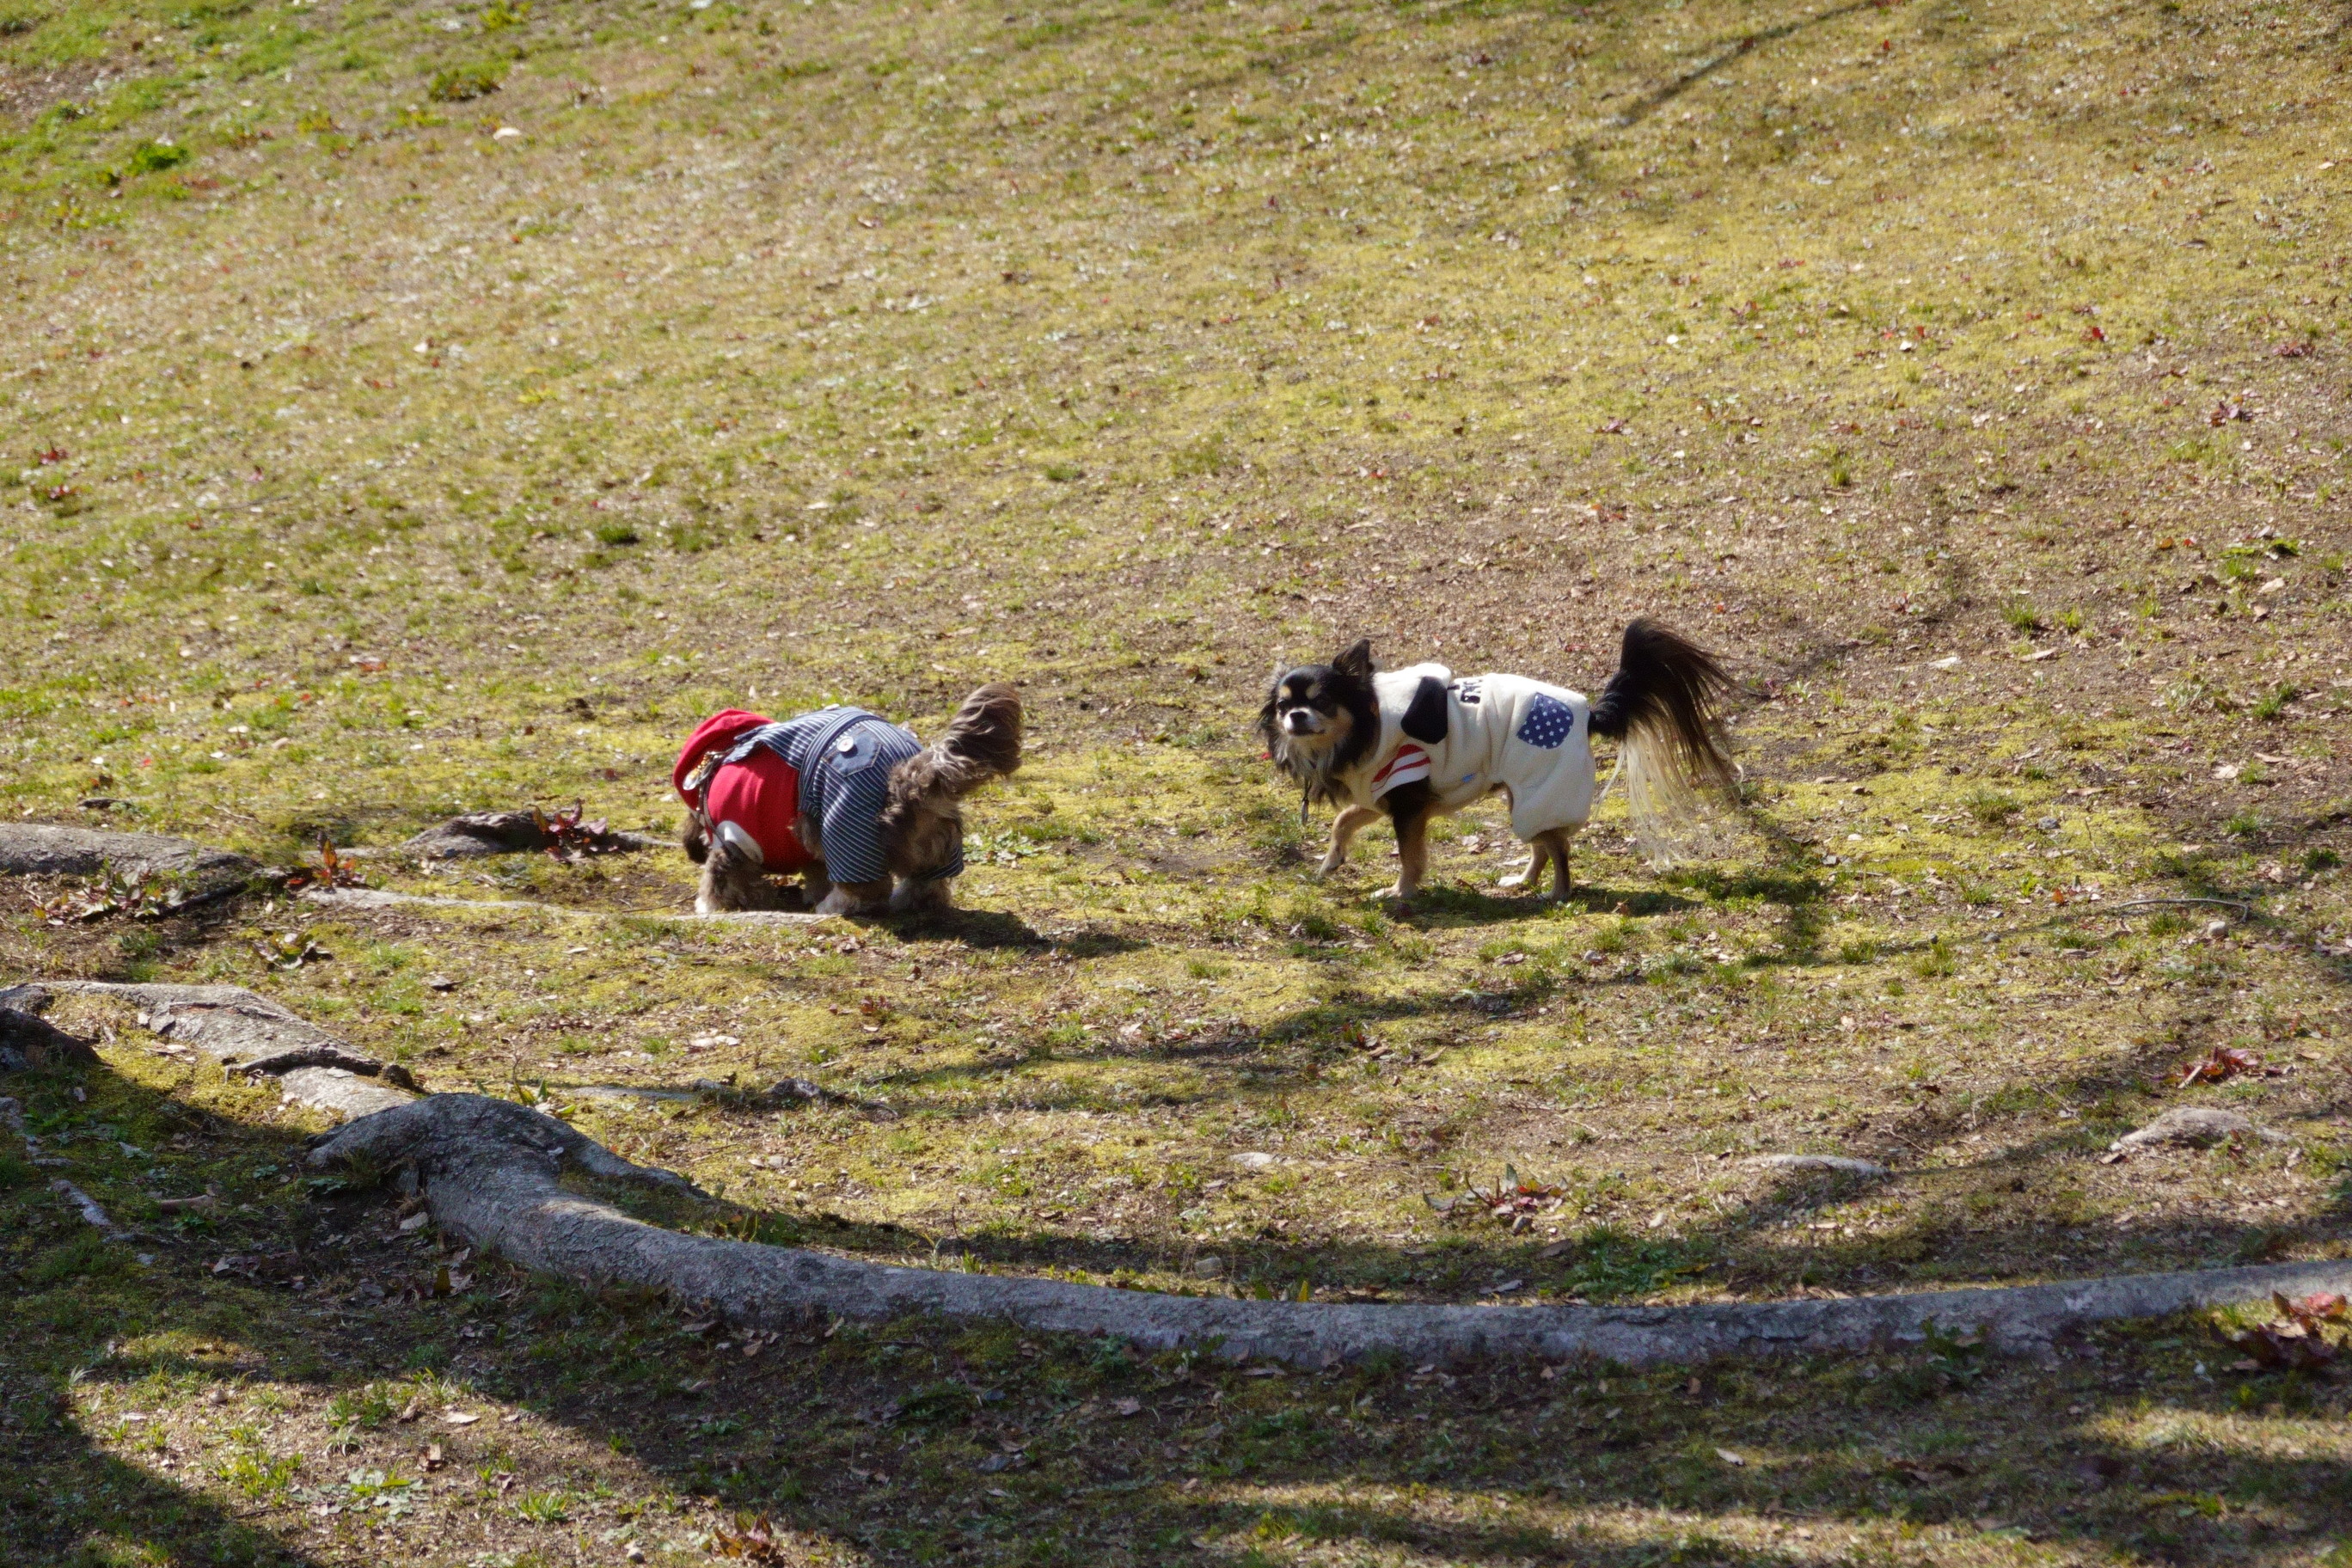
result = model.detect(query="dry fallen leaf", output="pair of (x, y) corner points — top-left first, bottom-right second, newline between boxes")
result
(1890, 1456), (1970, 1482)
(2174, 1045), (2269, 1087)
(709, 1513), (792, 1563)
(2210, 1292), (2348, 1373)
(443, 1410), (481, 1426)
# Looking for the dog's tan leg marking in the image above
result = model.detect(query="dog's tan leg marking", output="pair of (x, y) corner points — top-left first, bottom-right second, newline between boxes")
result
(1498, 836), (1553, 893)
(1317, 805), (1381, 878)
(1536, 829), (1575, 902)
(1380, 812), (1429, 902)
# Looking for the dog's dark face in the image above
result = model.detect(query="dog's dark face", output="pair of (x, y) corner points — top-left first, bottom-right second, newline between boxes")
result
(1258, 639), (1377, 784)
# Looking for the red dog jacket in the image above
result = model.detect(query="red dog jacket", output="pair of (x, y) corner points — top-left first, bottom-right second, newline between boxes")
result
(672, 709), (813, 873)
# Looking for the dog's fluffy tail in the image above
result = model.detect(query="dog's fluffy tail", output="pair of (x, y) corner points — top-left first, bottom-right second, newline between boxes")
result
(1587, 619), (1736, 861)
(902, 683), (1023, 799)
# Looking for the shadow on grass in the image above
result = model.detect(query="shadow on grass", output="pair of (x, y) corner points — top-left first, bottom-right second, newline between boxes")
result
(3, 1065), (345, 1568)
(1389, 879), (1707, 927)
(894, 905), (1146, 958)
(1, 1436), (331, 1568)
(13, 1055), (2352, 1567)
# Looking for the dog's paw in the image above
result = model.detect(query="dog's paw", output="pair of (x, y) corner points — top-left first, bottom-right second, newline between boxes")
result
(1313, 857), (1347, 879)
(1497, 872), (1529, 891)
(890, 879), (952, 916)
(817, 877), (895, 917)
(1374, 881), (1417, 903)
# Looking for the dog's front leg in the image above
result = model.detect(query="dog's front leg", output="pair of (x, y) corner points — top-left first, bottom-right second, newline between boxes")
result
(1317, 805), (1380, 878)
(696, 839), (771, 915)
(814, 879), (893, 917)
(1379, 807), (1429, 903)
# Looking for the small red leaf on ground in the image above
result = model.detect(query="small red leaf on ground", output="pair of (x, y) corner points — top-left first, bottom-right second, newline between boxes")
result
(2175, 1046), (2263, 1087)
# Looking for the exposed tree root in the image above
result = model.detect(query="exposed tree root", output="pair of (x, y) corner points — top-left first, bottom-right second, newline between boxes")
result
(403, 809), (665, 860)
(0, 820), (806, 925)
(273, 1066), (420, 1119)
(0, 822), (255, 891)
(299, 885), (830, 925)
(308, 1093), (2352, 1369)
(0, 1004), (101, 1074)
(0, 981), (418, 1119)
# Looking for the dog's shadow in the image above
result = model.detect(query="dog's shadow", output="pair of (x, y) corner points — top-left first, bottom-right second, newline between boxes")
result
(891, 904), (1143, 958)
(1346, 880), (1705, 928)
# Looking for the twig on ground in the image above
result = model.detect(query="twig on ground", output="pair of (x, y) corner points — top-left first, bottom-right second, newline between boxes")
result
(52, 1179), (119, 1232)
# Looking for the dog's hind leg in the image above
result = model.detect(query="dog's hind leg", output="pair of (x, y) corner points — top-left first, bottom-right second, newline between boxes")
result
(890, 876), (953, 916)
(1317, 805), (1381, 878)
(1534, 828), (1576, 902)
(1498, 835), (1555, 894)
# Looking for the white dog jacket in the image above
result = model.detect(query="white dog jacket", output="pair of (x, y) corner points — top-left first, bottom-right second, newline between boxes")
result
(1352, 665), (1597, 840)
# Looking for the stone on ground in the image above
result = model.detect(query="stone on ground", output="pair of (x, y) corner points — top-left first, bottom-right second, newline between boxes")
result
(2112, 1106), (2287, 1151)
(0, 823), (254, 890)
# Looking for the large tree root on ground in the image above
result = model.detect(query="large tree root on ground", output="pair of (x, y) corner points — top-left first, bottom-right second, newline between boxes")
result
(0, 1003), (102, 1074)
(402, 810), (664, 860)
(0, 981), (419, 1119)
(0, 819), (818, 925)
(309, 1093), (2352, 1369)
(0, 823), (255, 891)
(300, 886), (829, 925)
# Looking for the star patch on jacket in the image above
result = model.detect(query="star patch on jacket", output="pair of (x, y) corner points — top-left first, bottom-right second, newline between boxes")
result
(1515, 693), (1577, 750)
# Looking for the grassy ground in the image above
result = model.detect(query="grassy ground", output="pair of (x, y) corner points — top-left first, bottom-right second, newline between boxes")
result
(4, 0), (2352, 1562)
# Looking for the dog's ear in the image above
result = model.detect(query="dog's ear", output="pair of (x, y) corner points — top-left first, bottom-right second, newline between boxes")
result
(1333, 639), (1375, 682)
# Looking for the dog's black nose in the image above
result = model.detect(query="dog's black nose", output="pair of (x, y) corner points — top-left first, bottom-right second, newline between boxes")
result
(1283, 709), (1316, 734)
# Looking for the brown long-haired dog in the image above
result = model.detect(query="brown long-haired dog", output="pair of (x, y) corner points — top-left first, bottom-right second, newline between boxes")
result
(676, 683), (1021, 917)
